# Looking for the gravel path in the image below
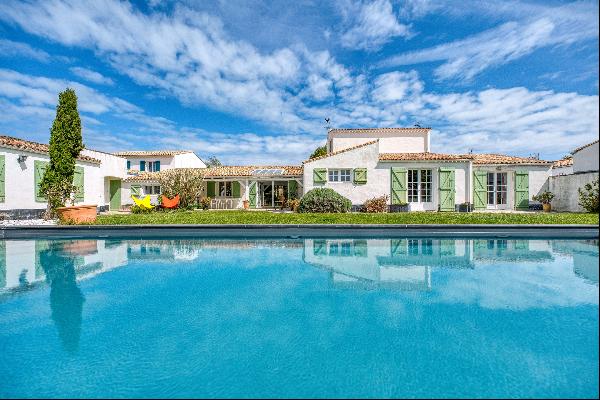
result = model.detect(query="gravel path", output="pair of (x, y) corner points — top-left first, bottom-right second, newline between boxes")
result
(0, 219), (57, 226)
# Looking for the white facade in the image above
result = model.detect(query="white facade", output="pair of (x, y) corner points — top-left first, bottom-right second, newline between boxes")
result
(123, 152), (206, 172)
(328, 128), (430, 153)
(572, 141), (599, 173)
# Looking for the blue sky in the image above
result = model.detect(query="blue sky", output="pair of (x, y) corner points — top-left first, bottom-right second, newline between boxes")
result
(0, 0), (598, 164)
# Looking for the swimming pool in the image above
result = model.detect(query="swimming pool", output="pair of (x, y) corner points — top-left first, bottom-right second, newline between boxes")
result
(1, 237), (598, 398)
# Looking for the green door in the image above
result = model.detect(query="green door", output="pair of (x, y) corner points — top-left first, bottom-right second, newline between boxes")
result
(109, 180), (121, 211)
(514, 171), (529, 210)
(249, 181), (257, 208)
(473, 171), (487, 210)
(390, 167), (407, 205)
(439, 168), (455, 211)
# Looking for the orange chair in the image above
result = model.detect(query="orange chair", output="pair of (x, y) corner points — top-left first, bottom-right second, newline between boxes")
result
(161, 194), (180, 209)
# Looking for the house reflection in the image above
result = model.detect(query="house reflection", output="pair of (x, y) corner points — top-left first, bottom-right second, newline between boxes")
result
(551, 239), (599, 284)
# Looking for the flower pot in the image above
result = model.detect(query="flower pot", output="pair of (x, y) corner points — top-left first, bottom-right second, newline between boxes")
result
(242, 200), (250, 210)
(542, 203), (551, 212)
(56, 204), (97, 223)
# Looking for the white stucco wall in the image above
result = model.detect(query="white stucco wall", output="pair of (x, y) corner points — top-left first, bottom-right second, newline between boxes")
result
(124, 152), (206, 172)
(172, 152), (207, 168)
(303, 142), (469, 209)
(573, 142), (599, 173)
(552, 165), (573, 176)
(328, 130), (429, 153)
(549, 171), (599, 212)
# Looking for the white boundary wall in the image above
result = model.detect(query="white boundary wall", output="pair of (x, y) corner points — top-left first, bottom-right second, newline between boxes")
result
(550, 172), (599, 212)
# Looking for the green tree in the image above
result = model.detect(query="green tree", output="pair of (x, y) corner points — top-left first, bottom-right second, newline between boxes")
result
(205, 155), (222, 168)
(40, 88), (84, 217)
(309, 145), (327, 159)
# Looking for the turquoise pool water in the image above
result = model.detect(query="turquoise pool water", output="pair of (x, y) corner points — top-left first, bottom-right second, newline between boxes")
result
(0, 237), (598, 398)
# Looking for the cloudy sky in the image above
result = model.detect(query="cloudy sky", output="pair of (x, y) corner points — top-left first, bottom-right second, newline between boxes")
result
(0, 0), (598, 164)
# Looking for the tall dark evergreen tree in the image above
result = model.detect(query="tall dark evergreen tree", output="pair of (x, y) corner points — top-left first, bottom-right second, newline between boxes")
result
(40, 88), (84, 216)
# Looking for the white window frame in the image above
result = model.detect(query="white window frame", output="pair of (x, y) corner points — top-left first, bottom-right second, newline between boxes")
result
(143, 185), (161, 195)
(486, 172), (508, 207)
(218, 181), (233, 197)
(408, 169), (432, 203)
(328, 169), (351, 183)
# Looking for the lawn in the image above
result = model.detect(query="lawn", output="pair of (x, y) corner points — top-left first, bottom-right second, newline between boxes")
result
(90, 211), (600, 225)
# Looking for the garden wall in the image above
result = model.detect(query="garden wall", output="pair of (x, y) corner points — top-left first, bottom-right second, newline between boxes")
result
(549, 171), (598, 212)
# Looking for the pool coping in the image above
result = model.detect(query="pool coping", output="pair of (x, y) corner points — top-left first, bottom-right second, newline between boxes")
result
(1, 224), (598, 239)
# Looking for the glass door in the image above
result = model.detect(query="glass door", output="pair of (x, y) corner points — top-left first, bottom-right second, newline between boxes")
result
(261, 182), (273, 208)
(273, 182), (288, 208)
(487, 173), (508, 208)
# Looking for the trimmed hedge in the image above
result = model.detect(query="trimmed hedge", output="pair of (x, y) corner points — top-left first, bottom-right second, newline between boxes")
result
(298, 188), (351, 213)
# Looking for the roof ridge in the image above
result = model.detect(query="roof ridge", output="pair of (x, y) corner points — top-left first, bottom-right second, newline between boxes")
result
(0, 134), (101, 164)
(328, 127), (431, 131)
(571, 139), (599, 154)
(303, 139), (379, 164)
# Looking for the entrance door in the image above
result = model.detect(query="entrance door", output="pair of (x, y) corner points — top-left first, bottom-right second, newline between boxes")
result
(274, 182), (288, 208)
(486, 172), (508, 209)
(260, 182), (273, 208)
(109, 180), (121, 211)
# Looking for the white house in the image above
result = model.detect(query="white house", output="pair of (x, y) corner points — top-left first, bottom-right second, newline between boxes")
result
(571, 140), (599, 174)
(0, 135), (128, 219)
(303, 128), (552, 211)
(114, 150), (206, 173)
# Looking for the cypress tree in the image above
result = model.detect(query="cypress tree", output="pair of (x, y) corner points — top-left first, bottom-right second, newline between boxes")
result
(40, 88), (84, 217)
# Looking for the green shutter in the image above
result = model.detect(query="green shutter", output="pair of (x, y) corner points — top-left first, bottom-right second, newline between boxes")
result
(131, 184), (141, 196)
(353, 168), (367, 184)
(313, 240), (327, 256)
(515, 171), (529, 210)
(139, 161), (145, 171)
(391, 239), (407, 257)
(155, 161), (160, 172)
(232, 181), (241, 198)
(0, 155), (5, 203)
(473, 171), (487, 210)
(288, 180), (297, 200)
(249, 181), (257, 208)
(73, 166), (84, 203)
(34, 160), (49, 202)
(206, 181), (215, 197)
(391, 167), (407, 205)
(438, 168), (455, 212)
(313, 168), (326, 184)
(127, 160), (131, 170)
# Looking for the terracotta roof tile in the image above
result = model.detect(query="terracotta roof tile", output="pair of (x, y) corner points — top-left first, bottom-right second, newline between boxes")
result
(552, 157), (573, 168)
(380, 152), (552, 165)
(467, 153), (552, 165)
(203, 165), (303, 177)
(0, 135), (101, 164)
(303, 140), (379, 163)
(379, 152), (469, 162)
(328, 127), (431, 135)
(572, 139), (599, 154)
(114, 150), (194, 156)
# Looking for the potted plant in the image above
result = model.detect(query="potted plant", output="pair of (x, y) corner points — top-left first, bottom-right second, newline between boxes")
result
(40, 88), (97, 223)
(532, 191), (555, 212)
(242, 199), (250, 209)
(389, 201), (409, 212)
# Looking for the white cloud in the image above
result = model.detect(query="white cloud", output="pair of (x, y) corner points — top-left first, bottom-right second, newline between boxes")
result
(380, 2), (599, 81)
(0, 39), (50, 62)
(69, 66), (114, 85)
(339, 0), (411, 51)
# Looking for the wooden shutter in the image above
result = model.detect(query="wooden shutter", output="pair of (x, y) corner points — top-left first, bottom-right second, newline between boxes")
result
(353, 168), (367, 184)
(390, 167), (407, 205)
(473, 171), (487, 210)
(313, 168), (326, 184)
(232, 181), (241, 198)
(126, 160), (131, 170)
(139, 161), (145, 171)
(73, 166), (84, 203)
(0, 155), (5, 203)
(514, 171), (529, 210)
(288, 180), (297, 200)
(206, 181), (215, 197)
(130, 184), (141, 196)
(155, 161), (160, 172)
(249, 181), (257, 208)
(438, 168), (455, 211)
(34, 160), (49, 202)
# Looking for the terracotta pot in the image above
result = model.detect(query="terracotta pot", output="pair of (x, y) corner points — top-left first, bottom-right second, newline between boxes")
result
(57, 204), (98, 223)
(242, 200), (250, 210)
(542, 203), (551, 212)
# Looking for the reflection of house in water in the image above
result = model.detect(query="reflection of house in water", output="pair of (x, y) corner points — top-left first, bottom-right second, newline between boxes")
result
(472, 239), (554, 262)
(303, 238), (474, 290)
(551, 239), (599, 284)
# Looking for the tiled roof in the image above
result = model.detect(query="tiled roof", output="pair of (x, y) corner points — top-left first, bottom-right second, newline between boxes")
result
(114, 150), (193, 156)
(203, 165), (303, 177)
(0, 135), (101, 164)
(572, 139), (599, 154)
(303, 140), (379, 163)
(552, 157), (573, 168)
(467, 153), (551, 165)
(328, 127), (431, 135)
(124, 171), (161, 182)
(379, 152), (470, 162)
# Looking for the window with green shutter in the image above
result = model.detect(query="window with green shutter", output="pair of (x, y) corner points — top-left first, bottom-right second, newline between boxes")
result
(438, 168), (455, 211)
(288, 180), (297, 200)
(131, 184), (141, 196)
(514, 171), (529, 210)
(154, 161), (160, 172)
(73, 166), (84, 203)
(126, 160), (131, 170)
(390, 167), (407, 205)
(139, 161), (145, 171)
(232, 181), (241, 198)
(249, 181), (257, 208)
(473, 171), (487, 210)
(206, 181), (215, 197)
(0, 155), (5, 203)
(313, 168), (326, 184)
(34, 160), (49, 202)
(353, 168), (367, 184)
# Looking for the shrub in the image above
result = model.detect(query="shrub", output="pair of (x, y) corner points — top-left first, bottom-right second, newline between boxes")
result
(157, 168), (204, 209)
(363, 195), (389, 213)
(199, 197), (211, 210)
(288, 198), (300, 212)
(578, 179), (599, 213)
(131, 204), (153, 214)
(532, 191), (555, 204)
(298, 188), (351, 213)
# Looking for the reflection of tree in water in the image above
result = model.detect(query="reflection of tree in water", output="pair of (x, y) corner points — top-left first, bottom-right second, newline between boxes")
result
(39, 240), (85, 354)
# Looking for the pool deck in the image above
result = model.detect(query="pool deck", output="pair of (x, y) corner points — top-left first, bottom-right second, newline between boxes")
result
(1, 224), (598, 239)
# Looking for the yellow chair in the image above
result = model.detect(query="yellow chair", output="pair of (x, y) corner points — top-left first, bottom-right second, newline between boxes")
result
(131, 195), (154, 210)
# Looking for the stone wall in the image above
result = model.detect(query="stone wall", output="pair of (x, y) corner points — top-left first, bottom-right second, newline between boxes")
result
(549, 172), (599, 212)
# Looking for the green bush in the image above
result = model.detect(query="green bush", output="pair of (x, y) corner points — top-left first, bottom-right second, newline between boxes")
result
(578, 179), (599, 213)
(298, 188), (351, 213)
(131, 204), (153, 214)
(200, 197), (211, 210)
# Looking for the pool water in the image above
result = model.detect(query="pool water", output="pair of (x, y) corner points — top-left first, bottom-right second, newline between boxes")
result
(0, 237), (598, 398)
